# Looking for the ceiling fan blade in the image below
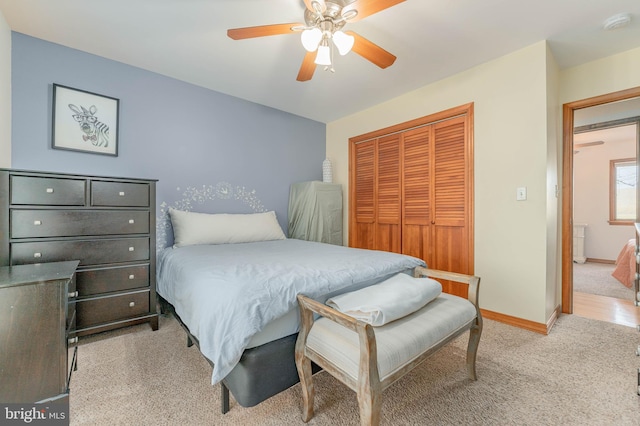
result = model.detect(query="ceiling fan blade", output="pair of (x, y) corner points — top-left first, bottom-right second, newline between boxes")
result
(227, 23), (302, 40)
(297, 51), (317, 82)
(304, 0), (326, 13)
(342, 0), (405, 22)
(574, 141), (605, 148)
(346, 31), (396, 68)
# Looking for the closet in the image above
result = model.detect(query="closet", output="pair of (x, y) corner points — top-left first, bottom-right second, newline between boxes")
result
(349, 103), (474, 296)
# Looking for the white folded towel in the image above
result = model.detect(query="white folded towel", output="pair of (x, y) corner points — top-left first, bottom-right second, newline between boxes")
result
(326, 273), (442, 326)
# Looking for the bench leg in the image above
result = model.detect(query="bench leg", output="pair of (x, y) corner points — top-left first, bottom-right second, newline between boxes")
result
(296, 355), (315, 422)
(466, 321), (482, 381)
(357, 388), (381, 426)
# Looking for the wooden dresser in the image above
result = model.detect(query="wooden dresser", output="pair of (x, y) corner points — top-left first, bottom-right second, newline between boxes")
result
(0, 261), (79, 403)
(0, 168), (158, 336)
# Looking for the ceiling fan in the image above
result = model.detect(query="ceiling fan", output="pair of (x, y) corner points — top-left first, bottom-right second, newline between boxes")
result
(573, 140), (604, 154)
(227, 0), (405, 81)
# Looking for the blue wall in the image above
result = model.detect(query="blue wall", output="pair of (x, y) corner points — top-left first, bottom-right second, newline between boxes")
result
(10, 33), (326, 245)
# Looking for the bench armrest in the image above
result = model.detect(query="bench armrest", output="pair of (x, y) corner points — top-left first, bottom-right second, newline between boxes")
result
(296, 294), (379, 392)
(297, 293), (362, 332)
(414, 266), (481, 308)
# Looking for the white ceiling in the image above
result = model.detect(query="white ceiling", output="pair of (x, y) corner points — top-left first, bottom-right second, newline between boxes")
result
(1, 0), (640, 123)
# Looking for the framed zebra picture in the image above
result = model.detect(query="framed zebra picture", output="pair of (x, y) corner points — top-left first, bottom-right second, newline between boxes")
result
(52, 84), (119, 156)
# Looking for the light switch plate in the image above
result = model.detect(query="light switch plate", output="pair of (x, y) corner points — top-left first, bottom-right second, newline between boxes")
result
(516, 187), (527, 201)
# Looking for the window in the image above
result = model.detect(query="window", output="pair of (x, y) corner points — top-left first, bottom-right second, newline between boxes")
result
(610, 158), (637, 224)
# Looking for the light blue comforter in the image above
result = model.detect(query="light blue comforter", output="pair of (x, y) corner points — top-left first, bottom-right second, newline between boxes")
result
(156, 239), (425, 384)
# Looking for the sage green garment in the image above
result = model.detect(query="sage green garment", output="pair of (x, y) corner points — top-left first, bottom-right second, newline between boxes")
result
(288, 181), (343, 245)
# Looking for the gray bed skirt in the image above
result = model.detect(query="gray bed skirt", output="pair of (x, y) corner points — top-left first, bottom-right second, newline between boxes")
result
(158, 295), (319, 412)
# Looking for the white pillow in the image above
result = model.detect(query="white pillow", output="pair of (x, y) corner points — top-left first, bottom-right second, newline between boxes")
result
(169, 208), (286, 247)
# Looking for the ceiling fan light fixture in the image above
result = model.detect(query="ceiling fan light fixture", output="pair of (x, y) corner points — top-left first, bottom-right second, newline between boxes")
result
(603, 13), (631, 30)
(301, 27), (322, 51)
(314, 43), (332, 66)
(341, 9), (358, 21)
(310, 0), (325, 14)
(332, 30), (354, 55)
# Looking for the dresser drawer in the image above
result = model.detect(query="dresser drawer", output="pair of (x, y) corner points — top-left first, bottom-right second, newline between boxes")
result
(11, 237), (150, 266)
(11, 175), (86, 206)
(76, 265), (149, 296)
(91, 181), (149, 207)
(11, 210), (150, 238)
(76, 290), (150, 328)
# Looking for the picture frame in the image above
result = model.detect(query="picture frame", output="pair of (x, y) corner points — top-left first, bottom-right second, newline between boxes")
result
(52, 84), (119, 156)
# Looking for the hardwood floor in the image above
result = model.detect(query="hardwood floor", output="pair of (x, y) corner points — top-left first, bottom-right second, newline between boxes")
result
(573, 291), (640, 328)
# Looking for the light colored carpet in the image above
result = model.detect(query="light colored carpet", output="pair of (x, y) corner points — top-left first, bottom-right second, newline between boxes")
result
(573, 262), (635, 300)
(70, 313), (640, 426)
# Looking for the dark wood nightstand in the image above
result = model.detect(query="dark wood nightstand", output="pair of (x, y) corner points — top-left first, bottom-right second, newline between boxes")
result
(0, 260), (79, 403)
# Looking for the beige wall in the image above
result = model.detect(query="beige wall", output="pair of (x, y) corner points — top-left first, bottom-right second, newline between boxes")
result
(328, 41), (554, 324)
(560, 46), (640, 105)
(327, 42), (640, 326)
(0, 10), (10, 168)
(545, 44), (560, 321)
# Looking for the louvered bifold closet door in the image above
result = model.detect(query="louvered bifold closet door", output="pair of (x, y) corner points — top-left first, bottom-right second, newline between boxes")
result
(351, 140), (376, 250)
(432, 116), (470, 296)
(349, 103), (474, 295)
(402, 126), (432, 261)
(375, 134), (402, 253)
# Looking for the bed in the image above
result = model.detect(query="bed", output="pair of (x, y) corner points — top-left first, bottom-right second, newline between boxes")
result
(155, 208), (425, 412)
(612, 238), (636, 289)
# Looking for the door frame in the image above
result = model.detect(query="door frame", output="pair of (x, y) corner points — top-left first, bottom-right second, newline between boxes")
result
(561, 86), (640, 313)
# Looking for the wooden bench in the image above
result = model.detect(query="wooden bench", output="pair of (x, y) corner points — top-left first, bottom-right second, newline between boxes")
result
(295, 266), (482, 426)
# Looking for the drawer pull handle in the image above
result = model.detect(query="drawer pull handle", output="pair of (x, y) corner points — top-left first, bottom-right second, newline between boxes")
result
(129, 274), (135, 280)
(119, 191), (125, 196)
(46, 188), (54, 193)
(129, 219), (135, 224)
(33, 252), (42, 258)
(68, 291), (78, 298)
(128, 247), (135, 252)
(68, 337), (78, 345)
(129, 301), (135, 307)
(33, 220), (42, 226)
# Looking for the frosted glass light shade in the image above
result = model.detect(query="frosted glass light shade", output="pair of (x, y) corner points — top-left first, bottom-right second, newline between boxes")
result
(301, 28), (322, 52)
(314, 44), (332, 65)
(332, 30), (354, 55)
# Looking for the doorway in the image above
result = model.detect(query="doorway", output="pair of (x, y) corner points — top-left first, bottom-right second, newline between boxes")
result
(562, 87), (640, 327)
